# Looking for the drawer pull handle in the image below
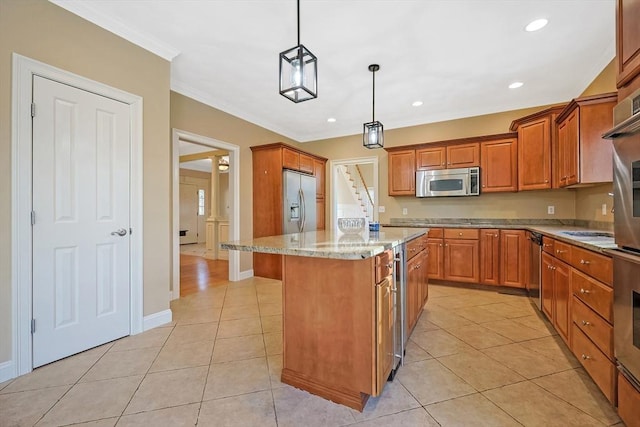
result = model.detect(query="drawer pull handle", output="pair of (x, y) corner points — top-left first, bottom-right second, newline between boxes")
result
(580, 259), (590, 265)
(581, 354), (591, 360)
(581, 320), (591, 326)
(556, 250), (567, 254)
(580, 288), (590, 294)
(544, 244), (552, 247)
(387, 263), (394, 269)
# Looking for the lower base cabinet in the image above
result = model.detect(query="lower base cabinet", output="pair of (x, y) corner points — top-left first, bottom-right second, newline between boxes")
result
(541, 251), (570, 344)
(444, 239), (479, 283)
(618, 372), (640, 427)
(407, 237), (428, 333)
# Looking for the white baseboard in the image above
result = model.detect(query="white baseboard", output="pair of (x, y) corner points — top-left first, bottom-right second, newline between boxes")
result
(143, 309), (173, 331)
(0, 360), (15, 383)
(238, 269), (254, 281)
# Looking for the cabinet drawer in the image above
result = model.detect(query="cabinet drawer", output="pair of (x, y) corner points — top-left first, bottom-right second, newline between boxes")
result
(618, 371), (640, 427)
(406, 237), (426, 260)
(572, 324), (617, 404)
(444, 228), (479, 240)
(570, 246), (612, 286)
(542, 237), (555, 254)
(375, 250), (393, 284)
(571, 269), (613, 322)
(427, 228), (443, 238)
(572, 296), (613, 360)
(553, 240), (571, 263)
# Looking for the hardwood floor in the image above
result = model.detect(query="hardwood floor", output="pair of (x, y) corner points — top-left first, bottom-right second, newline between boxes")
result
(180, 254), (228, 297)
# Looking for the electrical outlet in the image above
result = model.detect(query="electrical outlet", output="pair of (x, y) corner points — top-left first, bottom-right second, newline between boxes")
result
(547, 205), (555, 215)
(402, 208), (408, 215)
(602, 203), (607, 215)
(378, 205), (385, 213)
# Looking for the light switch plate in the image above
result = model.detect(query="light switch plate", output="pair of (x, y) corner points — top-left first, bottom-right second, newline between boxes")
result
(378, 206), (385, 213)
(402, 208), (408, 215)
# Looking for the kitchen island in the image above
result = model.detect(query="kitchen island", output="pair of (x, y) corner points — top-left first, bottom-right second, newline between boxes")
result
(221, 227), (428, 411)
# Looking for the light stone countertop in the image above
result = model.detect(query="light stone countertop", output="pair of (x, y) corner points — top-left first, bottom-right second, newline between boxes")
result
(220, 227), (428, 260)
(386, 219), (616, 253)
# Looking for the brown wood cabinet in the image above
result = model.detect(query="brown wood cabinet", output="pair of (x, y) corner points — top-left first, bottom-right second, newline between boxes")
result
(618, 371), (640, 427)
(426, 228), (444, 280)
(387, 150), (415, 196)
(572, 324), (617, 404)
(480, 229), (500, 285)
(480, 138), (517, 192)
(556, 93), (617, 188)
(251, 143), (327, 279)
(416, 143), (480, 171)
(443, 229), (479, 283)
(510, 107), (565, 190)
(542, 250), (571, 344)
(616, 0), (640, 89)
(406, 236), (428, 333)
(281, 249), (398, 411)
(416, 146), (446, 170)
(500, 230), (527, 288)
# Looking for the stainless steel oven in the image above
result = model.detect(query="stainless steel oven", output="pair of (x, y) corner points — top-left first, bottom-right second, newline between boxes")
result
(603, 87), (640, 388)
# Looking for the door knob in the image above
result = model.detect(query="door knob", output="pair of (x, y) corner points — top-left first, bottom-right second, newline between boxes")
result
(111, 228), (127, 237)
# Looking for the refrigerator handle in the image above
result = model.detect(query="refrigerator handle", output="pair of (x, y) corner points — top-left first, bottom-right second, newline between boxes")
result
(299, 188), (305, 232)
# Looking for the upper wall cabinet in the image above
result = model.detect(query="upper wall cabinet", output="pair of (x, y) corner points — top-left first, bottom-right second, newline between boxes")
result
(616, 0), (640, 89)
(386, 134), (514, 196)
(480, 137), (517, 193)
(387, 150), (416, 196)
(556, 93), (617, 188)
(510, 106), (565, 191)
(416, 143), (479, 170)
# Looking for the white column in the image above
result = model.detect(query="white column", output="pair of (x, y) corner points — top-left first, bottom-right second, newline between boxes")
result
(206, 156), (220, 254)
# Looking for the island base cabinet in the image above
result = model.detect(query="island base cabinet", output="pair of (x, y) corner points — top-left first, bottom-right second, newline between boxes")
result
(281, 254), (391, 411)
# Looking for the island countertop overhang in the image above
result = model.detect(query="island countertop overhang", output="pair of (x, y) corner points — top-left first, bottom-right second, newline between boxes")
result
(220, 227), (428, 260)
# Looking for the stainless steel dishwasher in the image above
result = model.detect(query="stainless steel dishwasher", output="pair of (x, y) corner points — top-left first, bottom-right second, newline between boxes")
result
(527, 231), (543, 310)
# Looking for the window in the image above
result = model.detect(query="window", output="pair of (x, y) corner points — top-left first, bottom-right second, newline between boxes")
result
(198, 189), (206, 216)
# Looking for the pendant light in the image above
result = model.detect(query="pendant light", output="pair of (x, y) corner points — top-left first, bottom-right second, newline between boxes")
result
(279, 0), (317, 103)
(363, 64), (383, 149)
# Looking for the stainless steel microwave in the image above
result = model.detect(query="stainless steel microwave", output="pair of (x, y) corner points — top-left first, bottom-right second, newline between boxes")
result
(416, 167), (480, 197)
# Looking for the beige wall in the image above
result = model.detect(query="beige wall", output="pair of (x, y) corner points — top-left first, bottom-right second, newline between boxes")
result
(169, 91), (300, 272)
(0, 1), (171, 363)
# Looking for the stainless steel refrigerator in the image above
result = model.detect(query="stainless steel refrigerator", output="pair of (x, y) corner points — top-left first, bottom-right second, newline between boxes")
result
(283, 170), (316, 234)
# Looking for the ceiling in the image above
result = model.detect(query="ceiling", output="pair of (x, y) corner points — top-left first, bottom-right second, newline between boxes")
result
(51, 0), (615, 143)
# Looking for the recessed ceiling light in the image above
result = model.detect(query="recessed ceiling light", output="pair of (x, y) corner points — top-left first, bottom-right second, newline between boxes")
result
(327, 118), (336, 123)
(525, 18), (548, 32)
(412, 101), (423, 107)
(509, 82), (524, 89)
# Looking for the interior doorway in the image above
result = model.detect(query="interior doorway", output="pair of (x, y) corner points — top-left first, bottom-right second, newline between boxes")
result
(172, 129), (240, 300)
(329, 156), (379, 231)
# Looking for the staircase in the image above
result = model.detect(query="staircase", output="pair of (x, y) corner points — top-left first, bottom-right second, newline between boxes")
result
(337, 164), (374, 222)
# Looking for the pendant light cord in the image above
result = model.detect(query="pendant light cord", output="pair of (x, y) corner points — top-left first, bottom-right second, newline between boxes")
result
(372, 70), (376, 122)
(297, 0), (300, 46)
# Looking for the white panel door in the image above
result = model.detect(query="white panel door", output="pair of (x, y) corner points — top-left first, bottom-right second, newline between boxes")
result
(32, 75), (131, 368)
(179, 183), (198, 244)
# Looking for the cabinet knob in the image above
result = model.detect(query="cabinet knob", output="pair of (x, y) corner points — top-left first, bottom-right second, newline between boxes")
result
(580, 259), (590, 265)
(482, 185), (485, 188)
(581, 320), (591, 326)
(439, 243), (443, 247)
(459, 232), (463, 236)
(494, 234), (498, 237)
(545, 180), (549, 183)
(581, 354), (591, 360)
(580, 288), (590, 294)
(556, 249), (567, 254)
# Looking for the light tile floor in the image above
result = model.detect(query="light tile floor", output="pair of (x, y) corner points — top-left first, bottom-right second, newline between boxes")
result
(0, 278), (623, 426)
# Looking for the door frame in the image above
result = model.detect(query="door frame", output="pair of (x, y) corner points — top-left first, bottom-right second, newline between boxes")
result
(172, 129), (241, 299)
(329, 156), (379, 231)
(11, 54), (144, 378)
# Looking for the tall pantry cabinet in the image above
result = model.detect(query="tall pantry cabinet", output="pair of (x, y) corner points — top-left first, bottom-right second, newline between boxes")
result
(251, 143), (327, 279)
